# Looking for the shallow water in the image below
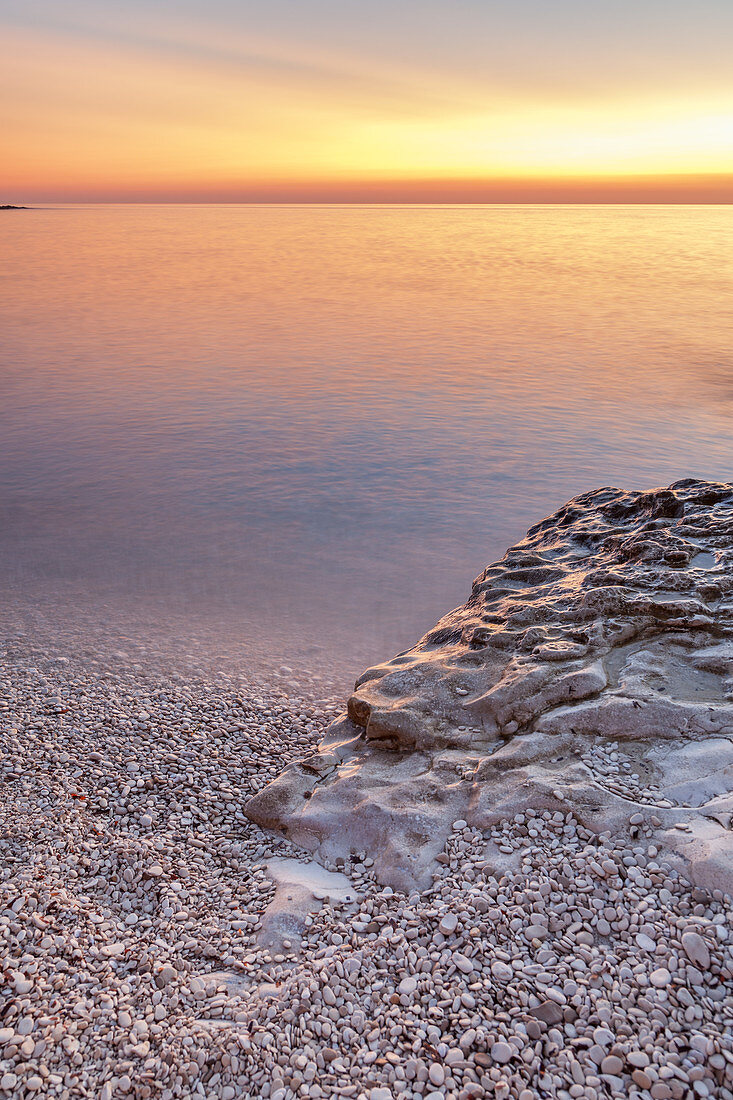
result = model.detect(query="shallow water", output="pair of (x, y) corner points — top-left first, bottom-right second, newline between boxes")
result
(2, 204), (732, 675)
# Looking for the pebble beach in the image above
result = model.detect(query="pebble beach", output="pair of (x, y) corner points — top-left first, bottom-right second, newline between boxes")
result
(1, 612), (733, 1100)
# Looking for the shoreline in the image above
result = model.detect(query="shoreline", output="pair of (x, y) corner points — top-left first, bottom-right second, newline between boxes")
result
(1, 627), (732, 1099)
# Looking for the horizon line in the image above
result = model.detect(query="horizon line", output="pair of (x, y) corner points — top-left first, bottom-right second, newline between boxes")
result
(7, 172), (733, 207)
(10, 193), (733, 206)
(11, 199), (733, 206)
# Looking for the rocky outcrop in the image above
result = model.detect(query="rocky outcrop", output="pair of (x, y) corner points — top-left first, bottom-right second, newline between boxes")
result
(246, 479), (733, 893)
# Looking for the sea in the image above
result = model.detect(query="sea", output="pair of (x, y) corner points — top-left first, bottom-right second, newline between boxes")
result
(2, 204), (732, 680)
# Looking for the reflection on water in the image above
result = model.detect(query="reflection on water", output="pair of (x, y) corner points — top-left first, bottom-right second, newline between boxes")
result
(1, 204), (732, 674)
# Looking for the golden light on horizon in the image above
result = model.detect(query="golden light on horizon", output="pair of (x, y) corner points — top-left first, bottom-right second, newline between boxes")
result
(3, 6), (733, 201)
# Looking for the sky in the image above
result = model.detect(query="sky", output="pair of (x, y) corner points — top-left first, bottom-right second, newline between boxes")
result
(2, 0), (733, 202)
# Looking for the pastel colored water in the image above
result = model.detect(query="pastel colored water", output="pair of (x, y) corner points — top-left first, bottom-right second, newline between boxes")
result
(1, 205), (732, 676)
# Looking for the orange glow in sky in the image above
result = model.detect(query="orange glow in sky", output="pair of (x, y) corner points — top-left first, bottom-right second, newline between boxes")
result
(3, 1), (733, 201)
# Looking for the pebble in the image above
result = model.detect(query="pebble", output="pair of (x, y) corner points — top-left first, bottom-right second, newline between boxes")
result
(428, 1063), (445, 1086)
(532, 999), (564, 1026)
(439, 912), (458, 935)
(682, 930), (711, 969)
(491, 1041), (513, 1064)
(650, 967), (672, 987)
(524, 923), (548, 940)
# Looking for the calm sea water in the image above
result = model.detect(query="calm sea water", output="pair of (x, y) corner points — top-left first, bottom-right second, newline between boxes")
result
(2, 205), (732, 676)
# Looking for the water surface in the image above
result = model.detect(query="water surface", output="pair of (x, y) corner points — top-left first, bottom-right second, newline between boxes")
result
(2, 205), (732, 676)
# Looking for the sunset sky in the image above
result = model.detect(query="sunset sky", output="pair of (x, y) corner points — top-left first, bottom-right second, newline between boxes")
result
(3, 0), (733, 202)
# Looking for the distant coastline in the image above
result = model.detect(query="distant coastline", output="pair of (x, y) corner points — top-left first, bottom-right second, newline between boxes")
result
(1, 204), (28, 210)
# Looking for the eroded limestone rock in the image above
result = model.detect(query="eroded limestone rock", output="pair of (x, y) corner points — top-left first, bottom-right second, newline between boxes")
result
(246, 479), (733, 892)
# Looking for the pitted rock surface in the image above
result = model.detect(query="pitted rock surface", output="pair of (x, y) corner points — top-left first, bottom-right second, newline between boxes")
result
(246, 479), (733, 891)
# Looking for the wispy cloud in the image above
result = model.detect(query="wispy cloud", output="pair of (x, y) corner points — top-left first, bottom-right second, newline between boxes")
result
(3, 0), (733, 199)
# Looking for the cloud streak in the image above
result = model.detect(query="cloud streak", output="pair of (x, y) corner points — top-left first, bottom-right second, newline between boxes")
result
(3, 0), (733, 200)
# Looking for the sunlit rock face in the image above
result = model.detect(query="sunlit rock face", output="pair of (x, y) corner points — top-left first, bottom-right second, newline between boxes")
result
(246, 479), (733, 892)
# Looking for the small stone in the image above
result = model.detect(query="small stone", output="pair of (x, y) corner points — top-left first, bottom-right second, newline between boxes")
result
(398, 976), (417, 995)
(428, 1063), (445, 1086)
(524, 924), (548, 941)
(102, 942), (125, 958)
(633, 1070), (653, 1090)
(491, 1041), (513, 1065)
(531, 1000), (563, 1026)
(650, 967), (671, 988)
(601, 1055), (624, 1075)
(491, 960), (513, 982)
(439, 912), (458, 935)
(681, 931), (710, 969)
(690, 1034), (710, 1055)
(454, 953), (474, 974)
